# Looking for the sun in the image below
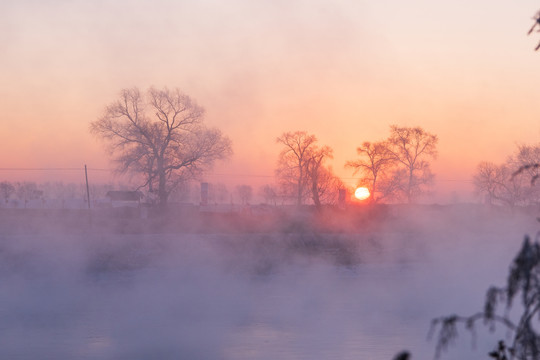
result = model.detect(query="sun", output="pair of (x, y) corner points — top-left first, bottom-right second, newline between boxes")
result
(354, 187), (370, 201)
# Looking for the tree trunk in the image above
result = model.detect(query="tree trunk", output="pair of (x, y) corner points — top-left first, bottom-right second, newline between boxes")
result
(311, 176), (321, 210)
(408, 169), (415, 204)
(371, 175), (377, 204)
(297, 167), (303, 206)
(157, 162), (168, 208)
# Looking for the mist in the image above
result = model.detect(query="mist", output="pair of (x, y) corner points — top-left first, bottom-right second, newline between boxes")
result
(3, 0), (540, 358)
(0, 204), (535, 359)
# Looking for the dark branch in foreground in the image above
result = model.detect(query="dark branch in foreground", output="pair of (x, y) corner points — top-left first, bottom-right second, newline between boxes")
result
(429, 312), (516, 359)
(512, 164), (540, 185)
(528, 11), (540, 51)
(430, 237), (540, 360)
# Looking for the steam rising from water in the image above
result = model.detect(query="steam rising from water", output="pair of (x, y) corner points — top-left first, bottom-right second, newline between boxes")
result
(0, 206), (537, 359)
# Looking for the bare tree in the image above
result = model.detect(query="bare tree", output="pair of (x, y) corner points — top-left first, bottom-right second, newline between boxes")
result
(276, 131), (317, 206)
(0, 181), (14, 205)
(509, 144), (540, 204)
(512, 144), (540, 178)
(91, 87), (232, 207)
(236, 185), (253, 205)
(346, 141), (395, 203)
(474, 162), (526, 207)
(312, 166), (346, 206)
(387, 125), (438, 203)
(378, 168), (409, 202)
(306, 145), (334, 208)
(15, 182), (39, 208)
(259, 184), (278, 205)
(276, 131), (337, 207)
(474, 144), (540, 207)
(474, 161), (500, 205)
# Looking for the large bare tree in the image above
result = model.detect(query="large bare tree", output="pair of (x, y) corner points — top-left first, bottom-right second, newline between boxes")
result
(306, 145), (335, 208)
(276, 131), (317, 206)
(387, 125), (438, 203)
(91, 87), (232, 207)
(310, 165), (345, 207)
(346, 141), (395, 203)
(473, 161), (500, 205)
(275, 131), (338, 207)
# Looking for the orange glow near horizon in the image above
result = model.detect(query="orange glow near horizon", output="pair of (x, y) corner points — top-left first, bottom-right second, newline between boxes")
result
(1, 1), (540, 203)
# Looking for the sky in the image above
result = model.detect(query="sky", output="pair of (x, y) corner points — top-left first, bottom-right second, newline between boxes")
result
(1, 0), (539, 202)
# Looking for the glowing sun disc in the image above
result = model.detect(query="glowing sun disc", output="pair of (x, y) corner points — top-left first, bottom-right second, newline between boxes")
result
(354, 187), (370, 200)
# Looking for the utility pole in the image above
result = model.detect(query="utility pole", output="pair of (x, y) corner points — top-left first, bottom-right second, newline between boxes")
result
(85, 165), (91, 209)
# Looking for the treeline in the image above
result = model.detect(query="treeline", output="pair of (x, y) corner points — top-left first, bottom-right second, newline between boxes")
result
(90, 86), (440, 208)
(345, 125), (438, 203)
(0, 182), (128, 207)
(267, 126), (438, 208)
(474, 144), (540, 207)
(1, 87), (444, 208)
(0, 180), (278, 207)
(8, 85), (540, 209)
(0, 80), (453, 208)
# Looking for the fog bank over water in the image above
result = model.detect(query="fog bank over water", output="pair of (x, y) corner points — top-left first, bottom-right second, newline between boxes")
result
(0, 205), (537, 359)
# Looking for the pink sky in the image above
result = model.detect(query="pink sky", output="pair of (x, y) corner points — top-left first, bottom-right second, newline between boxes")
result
(1, 0), (540, 202)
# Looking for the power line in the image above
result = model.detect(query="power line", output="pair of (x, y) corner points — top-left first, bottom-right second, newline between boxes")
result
(0, 168), (111, 171)
(0, 168), (475, 183)
(436, 179), (474, 183)
(339, 176), (473, 183)
(205, 173), (275, 178)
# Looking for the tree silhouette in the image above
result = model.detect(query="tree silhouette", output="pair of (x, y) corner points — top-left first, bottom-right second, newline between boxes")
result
(474, 144), (540, 207)
(387, 125), (438, 203)
(430, 236), (540, 360)
(528, 11), (540, 51)
(345, 141), (395, 203)
(275, 131), (340, 208)
(91, 87), (232, 207)
(276, 131), (317, 206)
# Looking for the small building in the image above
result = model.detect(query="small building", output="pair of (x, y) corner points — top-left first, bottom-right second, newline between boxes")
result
(106, 191), (143, 208)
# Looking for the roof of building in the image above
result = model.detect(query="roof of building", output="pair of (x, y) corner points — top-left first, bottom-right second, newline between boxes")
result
(106, 191), (142, 201)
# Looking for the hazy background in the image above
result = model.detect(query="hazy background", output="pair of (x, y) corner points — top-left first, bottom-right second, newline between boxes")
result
(1, 0), (539, 202)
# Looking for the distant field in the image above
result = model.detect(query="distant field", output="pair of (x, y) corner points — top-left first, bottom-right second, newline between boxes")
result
(0, 203), (530, 235)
